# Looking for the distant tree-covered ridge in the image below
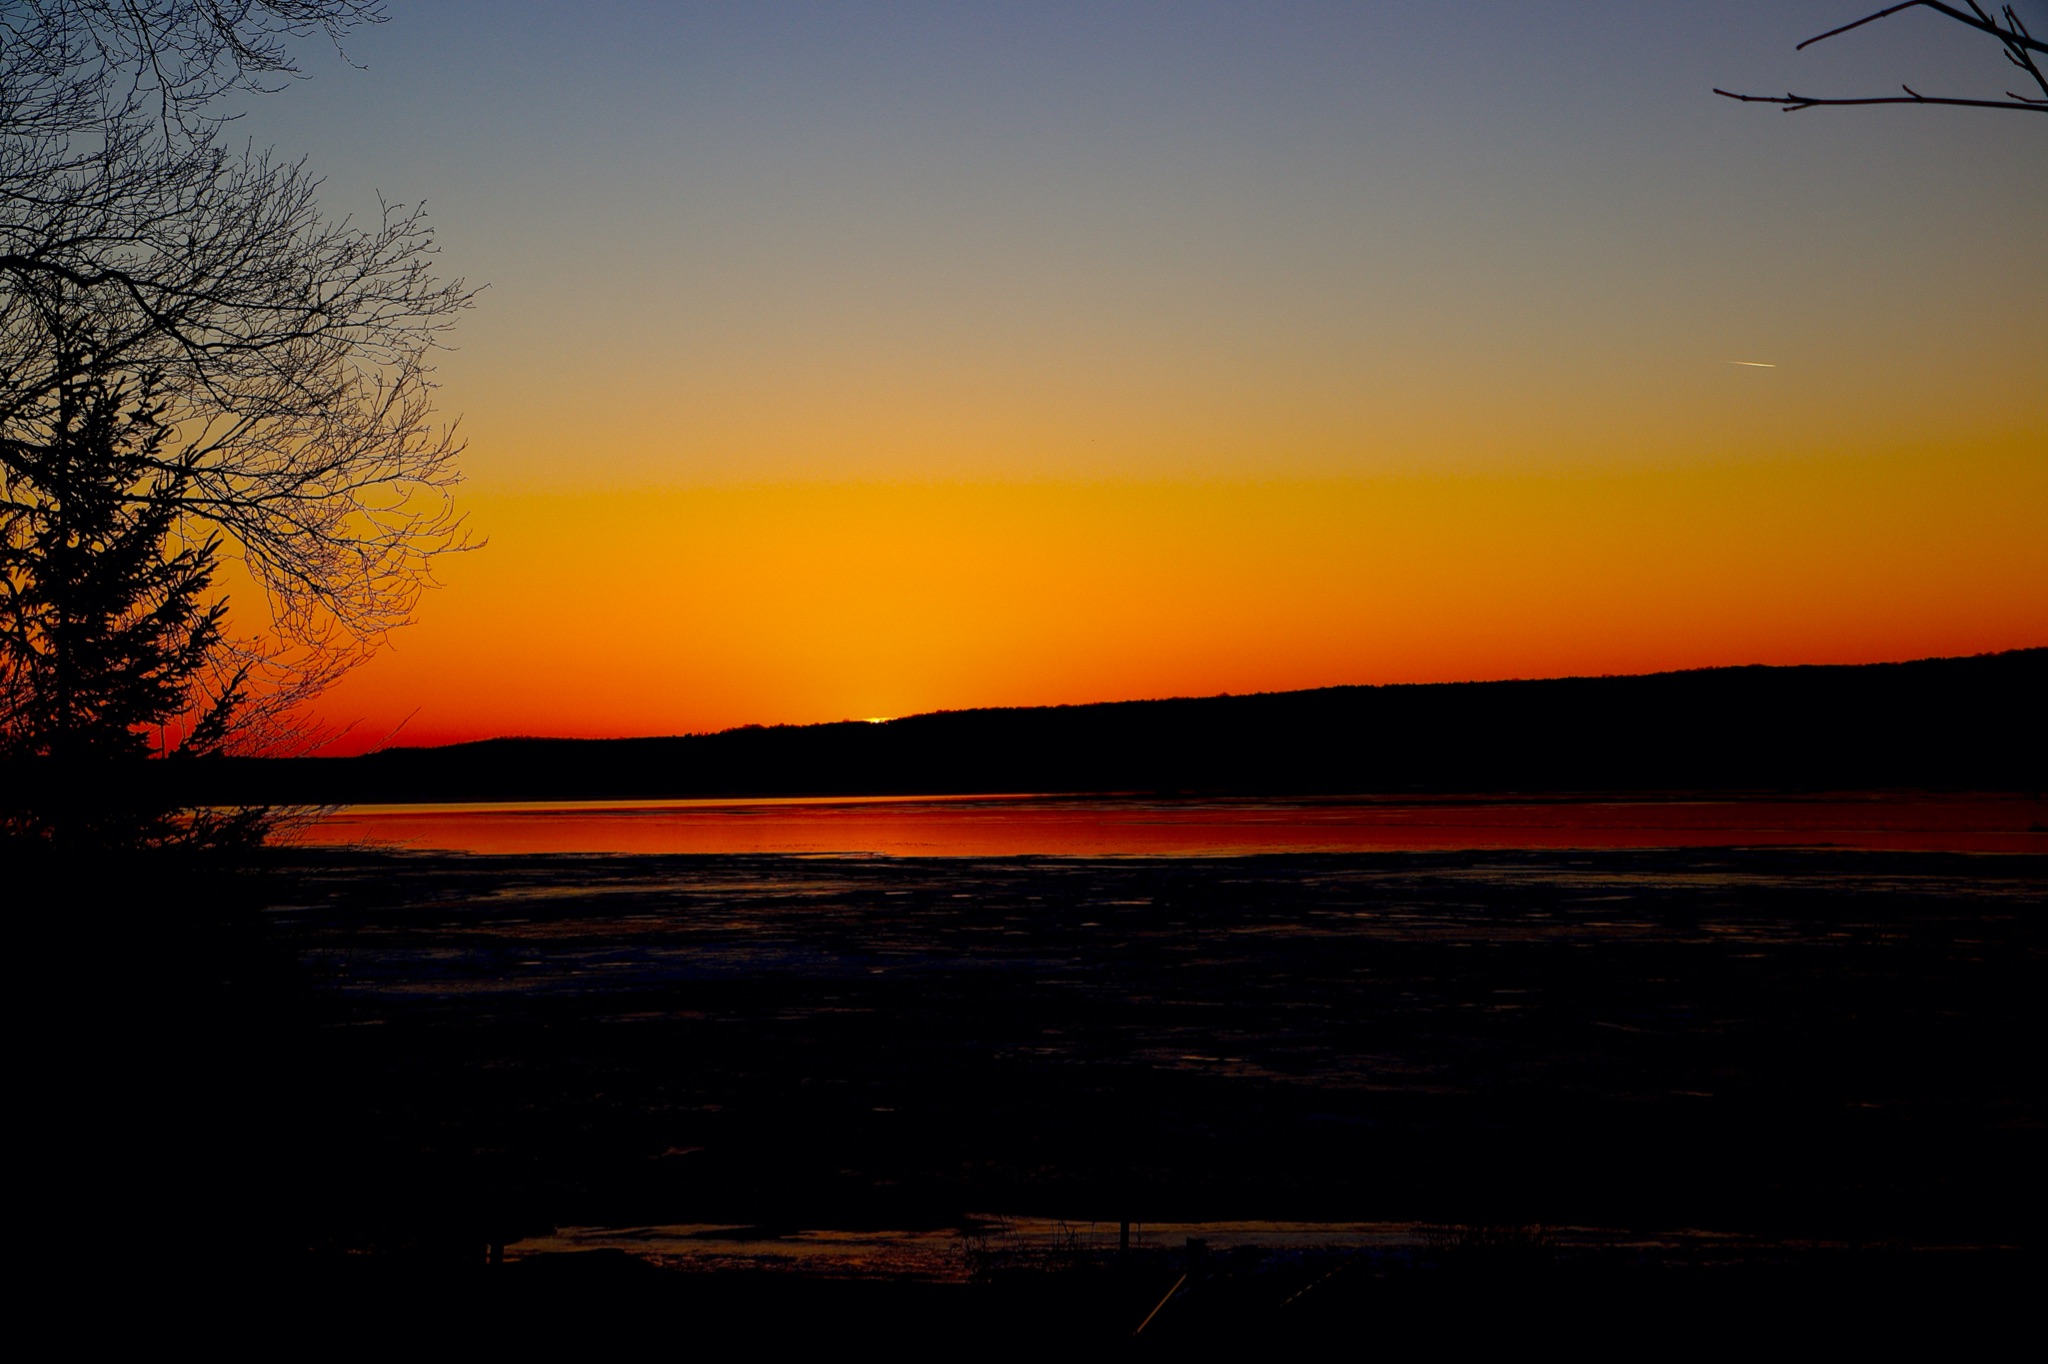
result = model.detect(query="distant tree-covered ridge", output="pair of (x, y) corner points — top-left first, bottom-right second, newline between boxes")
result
(106, 649), (2048, 804)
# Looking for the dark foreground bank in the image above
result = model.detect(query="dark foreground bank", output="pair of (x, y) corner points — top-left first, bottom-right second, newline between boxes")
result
(239, 1238), (2036, 1348)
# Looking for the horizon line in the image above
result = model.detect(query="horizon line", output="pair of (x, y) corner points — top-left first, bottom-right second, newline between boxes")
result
(340, 646), (2044, 757)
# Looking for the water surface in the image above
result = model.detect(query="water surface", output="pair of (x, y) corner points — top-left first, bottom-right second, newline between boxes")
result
(267, 843), (2048, 1246)
(289, 791), (2047, 856)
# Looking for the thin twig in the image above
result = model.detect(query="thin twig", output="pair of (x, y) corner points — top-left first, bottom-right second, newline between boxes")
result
(1796, 1), (2047, 54)
(1714, 87), (2048, 112)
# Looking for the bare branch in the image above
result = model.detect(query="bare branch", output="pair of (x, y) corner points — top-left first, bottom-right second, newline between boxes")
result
(1795, 1), (2048, 54)
(3, 3), (477, 756)
(1714, 86), (2048, 112)
(1720, 0), (2048, 116)
(6, 1), (389, 144)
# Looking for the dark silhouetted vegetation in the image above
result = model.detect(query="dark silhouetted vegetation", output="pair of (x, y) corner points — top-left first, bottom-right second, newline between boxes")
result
(3, 0), (471, 848)
(0, 351), (262, 849)
(120, 648), (2047, 806)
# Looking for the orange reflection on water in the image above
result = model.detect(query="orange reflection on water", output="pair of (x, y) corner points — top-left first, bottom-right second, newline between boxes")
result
(288, 793), (2048, 857)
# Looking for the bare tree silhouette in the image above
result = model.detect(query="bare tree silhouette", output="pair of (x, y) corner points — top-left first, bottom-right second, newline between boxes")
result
(5, 1), (387, 142)
(2, 2), (472, 785)
(1715, 2), (2047, 115)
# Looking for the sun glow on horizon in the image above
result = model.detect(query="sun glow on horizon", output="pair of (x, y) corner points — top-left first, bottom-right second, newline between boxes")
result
(305, 442), (2047, 753)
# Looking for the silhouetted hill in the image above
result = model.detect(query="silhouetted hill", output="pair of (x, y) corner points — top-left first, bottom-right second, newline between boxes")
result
(130, 648), (2044, 804)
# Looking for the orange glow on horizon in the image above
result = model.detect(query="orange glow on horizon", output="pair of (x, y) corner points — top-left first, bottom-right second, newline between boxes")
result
(302, 442), (2046, 753)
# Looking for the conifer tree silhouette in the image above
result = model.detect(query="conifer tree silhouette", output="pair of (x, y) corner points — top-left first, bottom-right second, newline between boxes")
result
(1, 339), (255, 849)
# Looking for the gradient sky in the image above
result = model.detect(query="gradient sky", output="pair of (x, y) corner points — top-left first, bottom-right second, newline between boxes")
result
(231, 2), (2045, 749)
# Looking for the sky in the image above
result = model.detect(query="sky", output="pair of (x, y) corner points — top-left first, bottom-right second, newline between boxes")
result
(232, 1), (2045, 749)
